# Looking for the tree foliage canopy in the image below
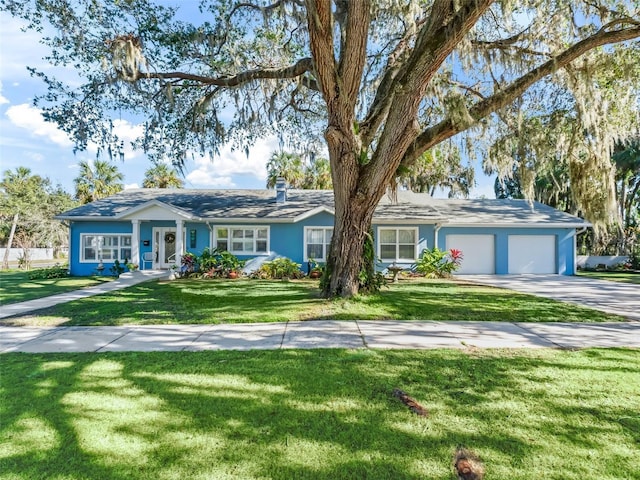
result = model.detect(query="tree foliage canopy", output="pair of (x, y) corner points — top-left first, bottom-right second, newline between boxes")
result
(0, 167), (78, 262)
(142, 162), (184, 188)
(3, 0), (639, 295)
(74, 160), (124, 203)
(266, 151), (332, 189)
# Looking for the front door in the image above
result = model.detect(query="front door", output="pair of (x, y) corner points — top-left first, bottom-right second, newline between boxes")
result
(153, 228), (177, 269)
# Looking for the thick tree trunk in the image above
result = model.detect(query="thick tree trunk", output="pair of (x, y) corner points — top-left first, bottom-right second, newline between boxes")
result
(2, 213), (18, 270)
(322, 128), (386, 298)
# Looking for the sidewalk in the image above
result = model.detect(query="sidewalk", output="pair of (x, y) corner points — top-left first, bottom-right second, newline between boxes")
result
(1, 320), (638, 353)
(0, 270), (169, 319)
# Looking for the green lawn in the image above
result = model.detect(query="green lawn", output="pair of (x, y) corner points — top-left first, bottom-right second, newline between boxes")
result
(5, 278), (624, 326)
(578, 270), (640, 285)
(0, 270), (113, 305)
(1, 349), (638, 479)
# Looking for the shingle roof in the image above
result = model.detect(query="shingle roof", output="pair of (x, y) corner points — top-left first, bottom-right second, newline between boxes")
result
(56, 188), (589, 226)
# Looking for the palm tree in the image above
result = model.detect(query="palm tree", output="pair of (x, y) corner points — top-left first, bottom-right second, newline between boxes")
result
(74, 160), (124, 204)
(266, 152), (305, 189)
(302, 157), (333, 189)
(142, 163), (184, 188)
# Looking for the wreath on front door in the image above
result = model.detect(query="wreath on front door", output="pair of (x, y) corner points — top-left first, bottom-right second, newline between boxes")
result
(164, 232), (176, 244)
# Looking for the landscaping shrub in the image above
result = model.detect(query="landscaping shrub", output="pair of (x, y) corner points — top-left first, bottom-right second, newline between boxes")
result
(254, 257), (304, 279)
(193, 248), (244, 278)
(415, 247), (463, 278)
(198, 247), (219, 272)
(27, 264), (69, 279)
(109, 259), (125, 277)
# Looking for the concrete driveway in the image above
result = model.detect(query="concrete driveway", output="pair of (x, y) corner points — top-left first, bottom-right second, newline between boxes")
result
(461, 274), (640, 321)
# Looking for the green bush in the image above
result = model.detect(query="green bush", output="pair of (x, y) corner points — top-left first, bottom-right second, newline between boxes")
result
(415, 247), (463, 278)
(27, 264), (69, 279)
(109, 259), (125, 277)
(255, 257), (304, 279)
(196, 248), (244, 278)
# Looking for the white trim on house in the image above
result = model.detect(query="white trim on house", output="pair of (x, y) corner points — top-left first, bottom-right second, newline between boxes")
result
(294, 206), (336, 222)
(303, 226), (333, 262)
(116, 200), (195, 220)
(212, 225), (270, 255)
(376, 226), (420, 262)
(441, 222), (591, 228)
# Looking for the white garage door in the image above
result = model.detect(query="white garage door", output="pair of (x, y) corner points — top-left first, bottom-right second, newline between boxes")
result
(508, 235), (556, 274)
(446, 234), (495, 274)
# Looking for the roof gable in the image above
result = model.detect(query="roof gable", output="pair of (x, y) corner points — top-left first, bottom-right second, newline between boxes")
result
(116, 200), (194, 220)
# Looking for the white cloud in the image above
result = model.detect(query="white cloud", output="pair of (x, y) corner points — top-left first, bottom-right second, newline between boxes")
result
(186, 172), (235, 188)
(6, 103), (73, 147)
(185, 136), (277, 187)
(5, 102), (148, 162)
(124, 183), (140, 189)
(102, 118), (144, 160)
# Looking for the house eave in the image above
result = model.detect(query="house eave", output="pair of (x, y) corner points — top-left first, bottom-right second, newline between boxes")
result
(440, 222), (592, 228)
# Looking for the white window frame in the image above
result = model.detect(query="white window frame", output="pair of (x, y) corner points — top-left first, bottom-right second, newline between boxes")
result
(80, 233), (133, 263)
(377, 227), (419, 262)
(213, 226), (270, 255)
(303, 226), (333, 262)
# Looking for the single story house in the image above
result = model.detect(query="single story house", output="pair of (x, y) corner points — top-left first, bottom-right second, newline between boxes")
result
(56, 182), (590, 276)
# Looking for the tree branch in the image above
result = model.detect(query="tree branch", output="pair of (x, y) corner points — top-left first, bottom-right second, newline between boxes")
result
(133, 57), (314, 87)
(359, 19), (427, 146)
(337, 0), (370, 113)
(305, 0), (338, 106)
(360, 0), (493, 193)
(402, 25), (640, 166)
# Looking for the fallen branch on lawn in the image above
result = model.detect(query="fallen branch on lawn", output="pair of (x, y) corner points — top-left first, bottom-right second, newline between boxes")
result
(392, 388), (429, 416)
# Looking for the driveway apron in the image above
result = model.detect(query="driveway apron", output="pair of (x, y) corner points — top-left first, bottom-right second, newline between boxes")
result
(461, 274), (640, 321)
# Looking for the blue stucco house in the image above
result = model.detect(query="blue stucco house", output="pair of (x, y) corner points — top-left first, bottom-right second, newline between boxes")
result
(56, 182), (590, 276)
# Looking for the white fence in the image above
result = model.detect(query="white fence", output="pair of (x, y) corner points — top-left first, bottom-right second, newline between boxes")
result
(577, 255), (629, 269)
(0, 248), (55, 262)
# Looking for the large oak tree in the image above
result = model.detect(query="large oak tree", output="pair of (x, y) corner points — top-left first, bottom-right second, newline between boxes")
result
(3, 0), (639, 296)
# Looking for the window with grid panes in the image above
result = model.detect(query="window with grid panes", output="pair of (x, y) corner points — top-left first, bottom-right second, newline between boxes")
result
(305, 227), (333, 261)
(80, 234), (132, 262)
(378, 228), (417, 261)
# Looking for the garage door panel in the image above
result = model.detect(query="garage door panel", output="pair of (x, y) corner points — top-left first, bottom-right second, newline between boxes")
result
(508, 235), (556, 274)
(446, 234), (495, 274)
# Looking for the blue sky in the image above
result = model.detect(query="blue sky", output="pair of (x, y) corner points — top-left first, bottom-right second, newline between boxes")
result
(0, 6), (495, 198)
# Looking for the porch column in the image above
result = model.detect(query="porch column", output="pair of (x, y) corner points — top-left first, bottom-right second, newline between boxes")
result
(131, 219), (140, 266)
(175, 219), (184, 267)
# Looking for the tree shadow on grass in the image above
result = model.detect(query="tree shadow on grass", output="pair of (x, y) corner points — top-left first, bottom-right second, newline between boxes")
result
(23, 280), (325, 326)
(342, 282), (622, 322)
(3, 278), (622, 326)
(2, 349), (638, 479)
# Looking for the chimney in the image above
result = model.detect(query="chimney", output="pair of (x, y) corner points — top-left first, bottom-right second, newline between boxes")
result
(275, 177), (287, 203)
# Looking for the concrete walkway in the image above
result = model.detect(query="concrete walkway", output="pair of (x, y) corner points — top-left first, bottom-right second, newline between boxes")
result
(1, 320), (638, 353)
(461, 274), (640, 321)
(0, 270), (170, 319)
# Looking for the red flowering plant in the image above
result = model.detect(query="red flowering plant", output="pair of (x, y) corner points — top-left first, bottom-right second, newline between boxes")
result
(447, 248), (464, 267)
